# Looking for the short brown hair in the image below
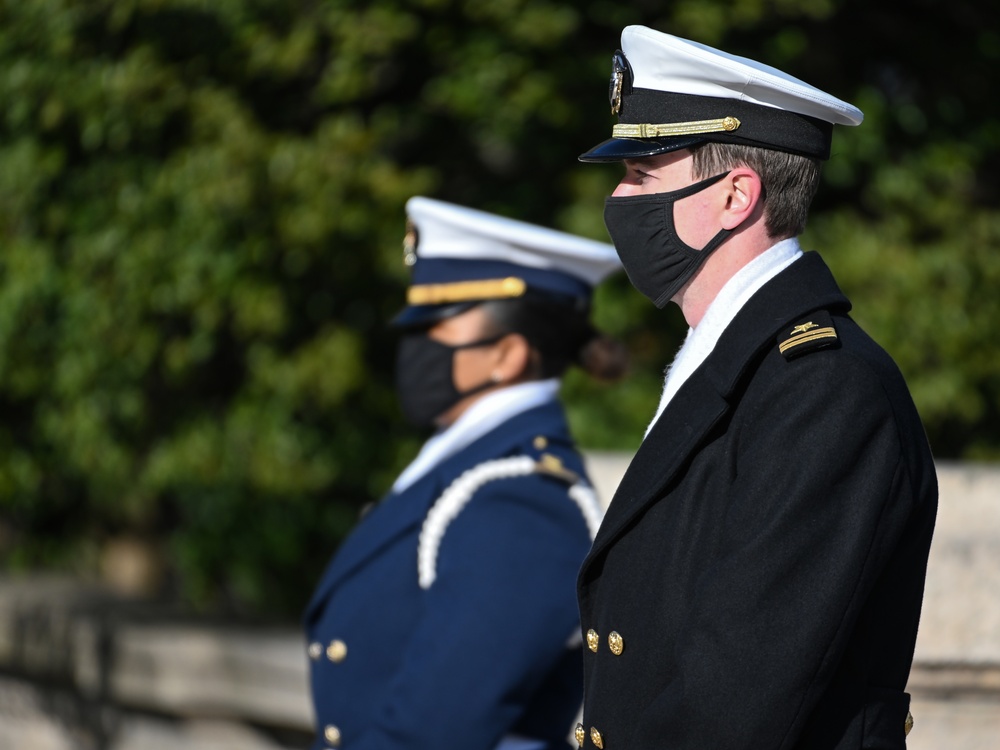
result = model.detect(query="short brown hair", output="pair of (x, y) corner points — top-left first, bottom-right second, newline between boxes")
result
(690, 142), (821, 239)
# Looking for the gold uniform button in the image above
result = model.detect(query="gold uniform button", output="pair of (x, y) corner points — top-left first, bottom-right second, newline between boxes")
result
(533, 436), (548, 449)
(608, 631), (624, 656)
(590, 726), (604, 749)
(574, 723), (585, 747)
(586, 629), (599, 653)
(324, 724), (342, 747)
(307, 642), (323, 660)
(905, 710), (914, 736)
(326, 639), (348, 663)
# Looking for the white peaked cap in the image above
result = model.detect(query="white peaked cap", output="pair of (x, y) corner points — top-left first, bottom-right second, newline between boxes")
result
(405, 197), (620, 286)
(625, 26), (863, 126)
(581, 25), (863, 162)
(394, 197), (621, 327)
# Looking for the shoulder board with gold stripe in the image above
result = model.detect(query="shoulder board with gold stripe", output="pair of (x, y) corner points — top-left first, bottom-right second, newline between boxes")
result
(777, 310), (840, 361)
(535, 452), (581, 485)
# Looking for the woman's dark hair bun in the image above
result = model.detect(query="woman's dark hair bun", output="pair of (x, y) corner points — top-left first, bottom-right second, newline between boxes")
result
(480, 297), (628, 381)
(578, 333), (629, 382)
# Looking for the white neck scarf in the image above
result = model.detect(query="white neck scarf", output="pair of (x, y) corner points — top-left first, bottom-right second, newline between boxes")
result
(392, 379), (561, 494)
(645, 238), (803, 438)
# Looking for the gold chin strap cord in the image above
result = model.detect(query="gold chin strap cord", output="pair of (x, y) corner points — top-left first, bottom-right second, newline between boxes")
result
(612, 116), (741, 139)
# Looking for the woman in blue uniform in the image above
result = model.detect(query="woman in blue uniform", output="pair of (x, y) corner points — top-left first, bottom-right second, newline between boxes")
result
(304, 197), (624, 750)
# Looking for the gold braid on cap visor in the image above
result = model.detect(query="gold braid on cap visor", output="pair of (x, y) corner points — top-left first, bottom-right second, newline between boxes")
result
(407, 277), (527, 305)
(612, 116), (741, 139)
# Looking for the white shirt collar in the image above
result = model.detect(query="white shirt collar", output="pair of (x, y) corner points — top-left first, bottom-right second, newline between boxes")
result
(645, 238), (803, 437)
(392, 379), (561, 493)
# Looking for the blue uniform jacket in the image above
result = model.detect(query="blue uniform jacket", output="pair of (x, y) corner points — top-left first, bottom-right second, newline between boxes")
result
(304, 400), (598, 750)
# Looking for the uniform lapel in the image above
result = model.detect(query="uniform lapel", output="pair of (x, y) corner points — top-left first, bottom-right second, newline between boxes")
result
(306, 401), (572, 622)
(304, 473), (440, 621)
(586, 367), (729, 562)
(583, 253), (851, 570)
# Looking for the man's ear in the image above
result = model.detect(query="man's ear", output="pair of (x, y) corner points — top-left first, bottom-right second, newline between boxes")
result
(720, 168), (764, 230)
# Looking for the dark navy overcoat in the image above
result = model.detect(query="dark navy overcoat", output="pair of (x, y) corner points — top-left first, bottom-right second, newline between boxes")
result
(305, 400), (597, 750)
(576, 253), (937, 750)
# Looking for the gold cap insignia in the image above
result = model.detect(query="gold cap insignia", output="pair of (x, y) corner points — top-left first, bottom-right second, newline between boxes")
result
(609, 50), (630, 115)
(402, 220), (418, 267)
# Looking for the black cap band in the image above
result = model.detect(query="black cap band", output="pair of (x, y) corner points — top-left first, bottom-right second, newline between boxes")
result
(581, 88), (834, 162)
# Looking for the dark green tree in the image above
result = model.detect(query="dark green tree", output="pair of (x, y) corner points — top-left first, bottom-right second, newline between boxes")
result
(0, 0), (995, 614)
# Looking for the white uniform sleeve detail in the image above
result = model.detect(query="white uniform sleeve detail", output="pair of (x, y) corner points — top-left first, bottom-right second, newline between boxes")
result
(417, 456), (606, 589)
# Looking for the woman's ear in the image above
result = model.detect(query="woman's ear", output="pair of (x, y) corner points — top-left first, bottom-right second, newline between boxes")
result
(491, 333), (533, 383)
(720, 168), (764, 230)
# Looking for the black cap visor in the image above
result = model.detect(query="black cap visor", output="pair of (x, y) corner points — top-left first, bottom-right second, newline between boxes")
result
(390, 301), (479, 329)
(579, 134), (706, 163)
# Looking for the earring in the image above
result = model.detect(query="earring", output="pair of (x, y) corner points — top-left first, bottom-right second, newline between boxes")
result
(491, 372), (503, 383)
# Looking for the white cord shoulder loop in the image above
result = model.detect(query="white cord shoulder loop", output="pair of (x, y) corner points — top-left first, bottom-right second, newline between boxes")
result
(418, 456), (535, 589)
(417, 455), (604, 589)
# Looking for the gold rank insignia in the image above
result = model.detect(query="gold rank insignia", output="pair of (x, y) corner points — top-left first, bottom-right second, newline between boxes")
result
(778, 311), (839, 361)
(402, 220), (418, 267)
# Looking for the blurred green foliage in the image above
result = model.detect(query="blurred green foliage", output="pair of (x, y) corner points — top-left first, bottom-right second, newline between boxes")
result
(0, 0), (996, 614)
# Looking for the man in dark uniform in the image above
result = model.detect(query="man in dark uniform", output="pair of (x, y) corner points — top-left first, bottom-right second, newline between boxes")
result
(572, 26), (937, 750)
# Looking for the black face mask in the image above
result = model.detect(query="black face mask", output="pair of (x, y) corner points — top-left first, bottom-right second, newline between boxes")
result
(603, 172), (733, 308)
(395, 331), (506, 428)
